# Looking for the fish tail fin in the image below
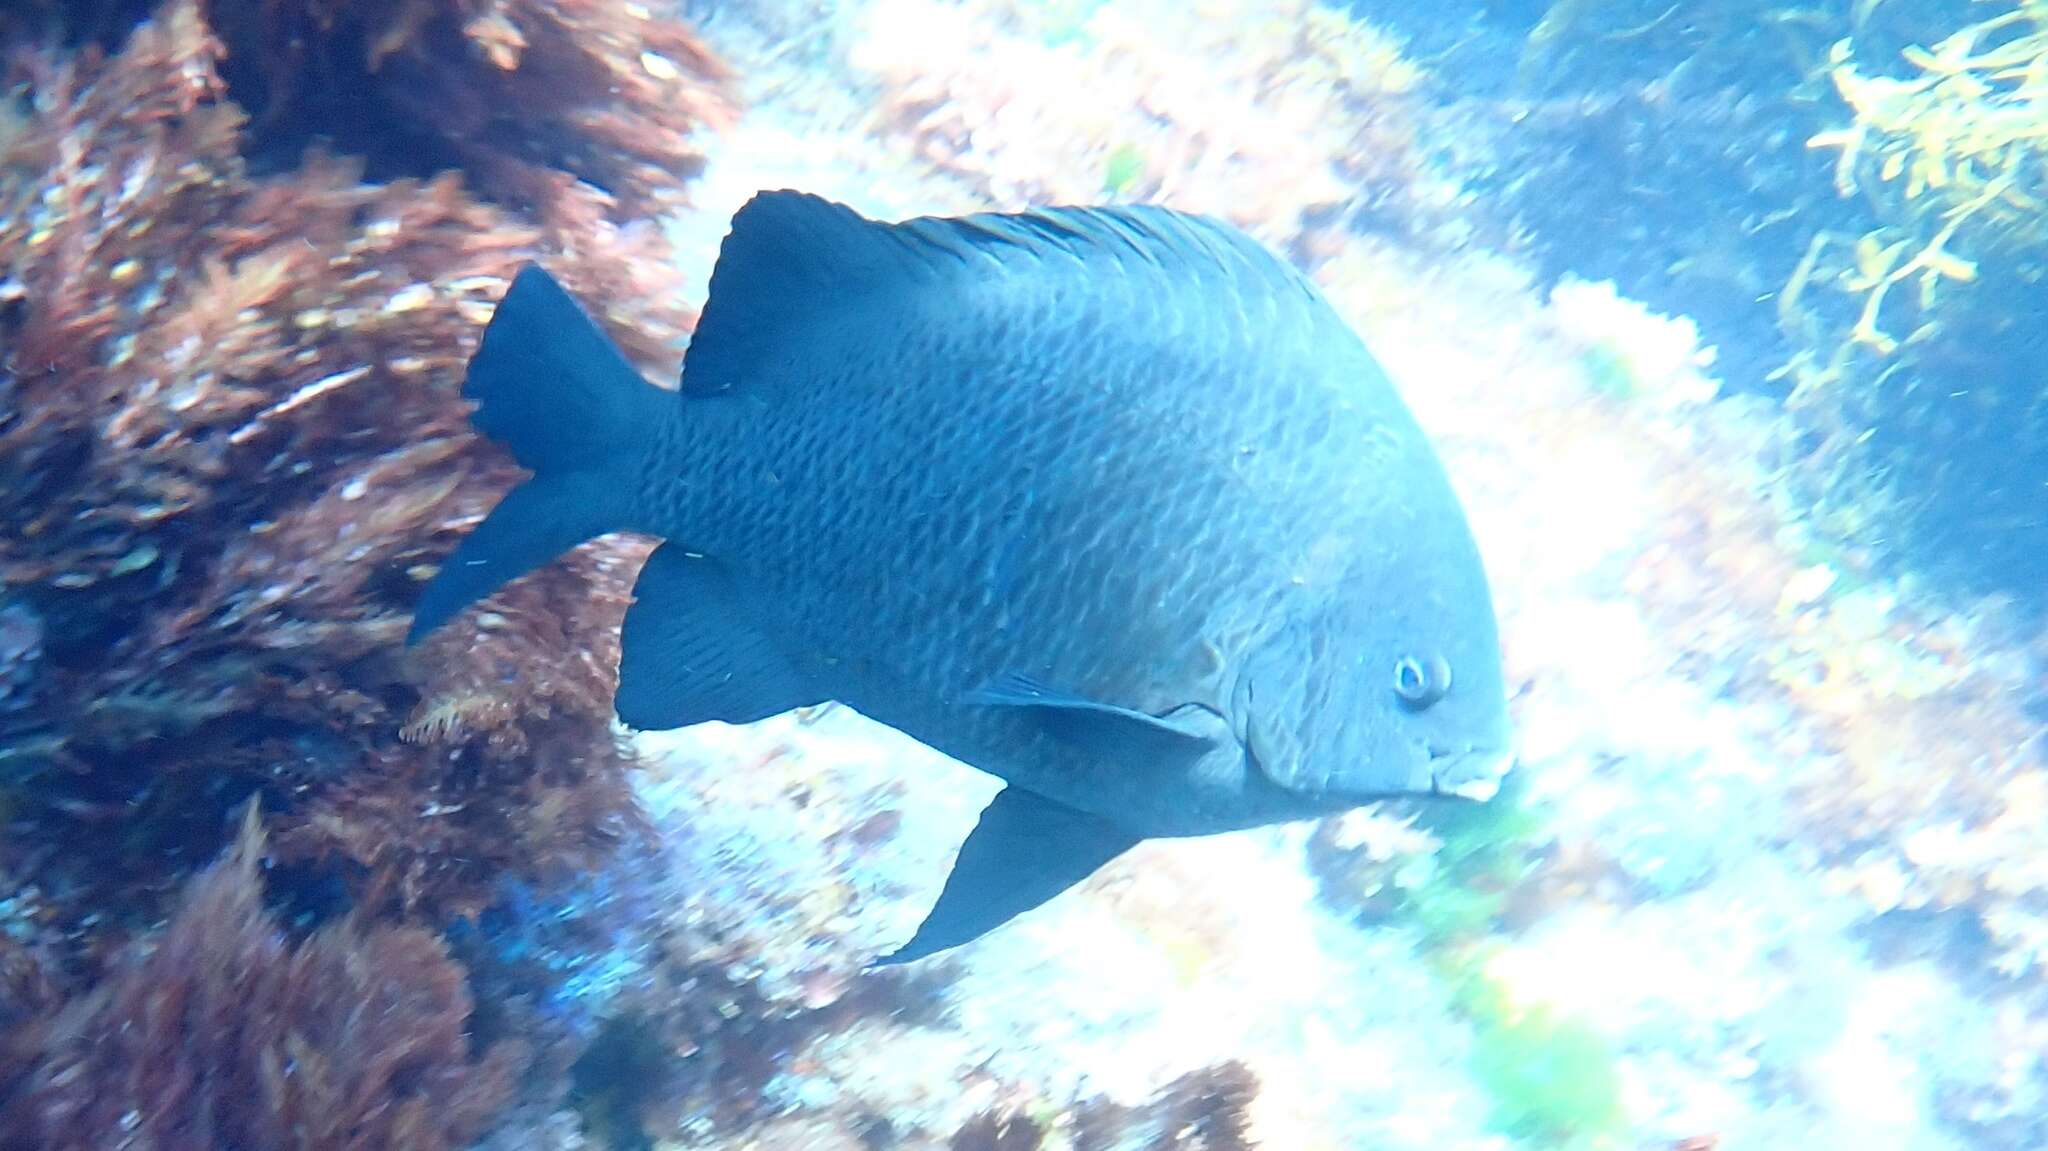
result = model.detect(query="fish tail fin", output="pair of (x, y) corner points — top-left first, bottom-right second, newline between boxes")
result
(464, 263), (669, 475)
(406, 263), (668, 645)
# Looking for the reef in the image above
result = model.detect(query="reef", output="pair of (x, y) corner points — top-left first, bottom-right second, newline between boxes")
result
(0, 0), (725, 1021)
(197, 0), (735, 221)
(944, 1064), (1256, 1151)
(0, 806), (525, 1151)
(4, 0), (2048, 1148)
(0, 0), (734, 222)
(0, 0), (738, 1142)
(846, 0), (1463, 256)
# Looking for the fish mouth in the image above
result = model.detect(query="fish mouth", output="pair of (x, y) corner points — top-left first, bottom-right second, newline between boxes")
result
(1426, 745), (1514, 802)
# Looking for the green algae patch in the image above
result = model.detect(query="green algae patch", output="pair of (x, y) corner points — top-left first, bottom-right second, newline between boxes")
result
(1102, 142), (1148, 198)
(1396, 774), (1628, 1147)
(1403, 767), (1546, 947)
(1463, 981), (1626, 1147)
(1578, 345), (1639, 401)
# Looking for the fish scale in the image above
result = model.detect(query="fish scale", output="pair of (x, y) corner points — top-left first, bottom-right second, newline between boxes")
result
(658, 235), (1361, 822)
(409, 190), (1512, 961)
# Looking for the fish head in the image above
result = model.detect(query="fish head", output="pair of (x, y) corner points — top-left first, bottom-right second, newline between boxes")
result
(1233, 521), (1514, 808)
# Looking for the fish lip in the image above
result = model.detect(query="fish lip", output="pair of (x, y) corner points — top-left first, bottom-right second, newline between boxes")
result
(1425, 744), (1514, 802)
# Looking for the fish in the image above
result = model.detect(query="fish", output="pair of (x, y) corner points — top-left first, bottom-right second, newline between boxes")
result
(408, 190), (1514, 964)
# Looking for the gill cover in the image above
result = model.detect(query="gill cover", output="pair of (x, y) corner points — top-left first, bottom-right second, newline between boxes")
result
(1233, 616), (1324, 792)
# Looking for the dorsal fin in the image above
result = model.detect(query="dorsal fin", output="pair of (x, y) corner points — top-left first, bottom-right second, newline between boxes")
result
(678, 190), (1318, 399)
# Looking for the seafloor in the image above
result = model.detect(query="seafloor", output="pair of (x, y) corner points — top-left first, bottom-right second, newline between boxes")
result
(1, 1), (2044, 1150)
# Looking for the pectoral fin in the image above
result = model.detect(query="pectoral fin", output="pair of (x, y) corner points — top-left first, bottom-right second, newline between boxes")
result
(966, 671), (1234, 766)
(873, 787), (1136, 965)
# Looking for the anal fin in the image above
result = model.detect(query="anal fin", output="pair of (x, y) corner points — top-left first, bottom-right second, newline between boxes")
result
(873, 787), (1136, 965)
(615, 543), (822, 730)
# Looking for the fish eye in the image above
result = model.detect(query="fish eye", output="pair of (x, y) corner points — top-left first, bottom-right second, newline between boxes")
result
(1392, 654), (1450, 710)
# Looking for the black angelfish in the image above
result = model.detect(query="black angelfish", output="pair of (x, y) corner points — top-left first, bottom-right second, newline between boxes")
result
(409, 191), (1514, 963)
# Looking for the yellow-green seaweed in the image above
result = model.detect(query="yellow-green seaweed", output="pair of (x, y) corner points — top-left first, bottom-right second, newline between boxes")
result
(1805, 3), (2048, 355)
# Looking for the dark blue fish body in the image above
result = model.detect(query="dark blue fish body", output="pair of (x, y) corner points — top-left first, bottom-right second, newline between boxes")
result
(410, 192), (1513, 963)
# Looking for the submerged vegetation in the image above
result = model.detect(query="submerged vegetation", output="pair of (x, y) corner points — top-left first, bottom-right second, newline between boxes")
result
(1311, 780), (1628, 1148)
(0, 0), (2044, 1147)
(1460, 986), (1623, 1147)
(1803, 3), (2047, 358)
(1785, 1), (2048, 608)
(0, 0), (713, 926)
(0, 0), (726, 1140)
(1, 806), (526, 1150)
(1372, 0), (2046, 616)
(197, 0), (734, 219)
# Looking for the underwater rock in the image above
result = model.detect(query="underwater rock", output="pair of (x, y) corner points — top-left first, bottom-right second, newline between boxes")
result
(1071, 1060), (1258, 1150)
(631, 712), (996, 1007)
(844, 0), (1461, 253)
(580, 710), (1509, 1149)
(1304, 803), (1444, 925)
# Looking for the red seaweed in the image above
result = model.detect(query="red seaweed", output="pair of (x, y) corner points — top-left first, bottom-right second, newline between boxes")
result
(0, 806), (527, 1151)
(0, 0), (716, 952)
